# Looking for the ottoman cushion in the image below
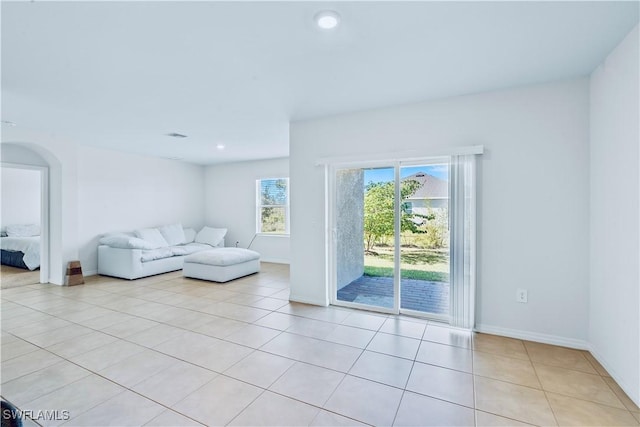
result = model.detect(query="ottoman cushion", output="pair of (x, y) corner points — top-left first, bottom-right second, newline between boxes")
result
(184, 248), (260, 266)
(183, 248), (261, 283)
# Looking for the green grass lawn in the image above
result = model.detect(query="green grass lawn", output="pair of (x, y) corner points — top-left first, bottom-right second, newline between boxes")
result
(364, 246), (450, 282)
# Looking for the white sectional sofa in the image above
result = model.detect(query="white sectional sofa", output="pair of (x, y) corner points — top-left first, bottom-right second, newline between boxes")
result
(97, 224), (227, 280)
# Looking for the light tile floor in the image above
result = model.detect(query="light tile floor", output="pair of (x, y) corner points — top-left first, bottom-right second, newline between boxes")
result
(1, 263), (638, 426)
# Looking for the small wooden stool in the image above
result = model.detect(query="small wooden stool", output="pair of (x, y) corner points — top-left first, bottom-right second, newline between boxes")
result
(65, 260), (85, 286)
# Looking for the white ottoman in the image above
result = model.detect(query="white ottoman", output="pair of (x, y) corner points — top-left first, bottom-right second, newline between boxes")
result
(183, 248), (260, 282)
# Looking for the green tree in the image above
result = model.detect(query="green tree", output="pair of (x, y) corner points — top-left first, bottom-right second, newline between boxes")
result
(261, 207), (286, 233)
(363, 179), (432, 251)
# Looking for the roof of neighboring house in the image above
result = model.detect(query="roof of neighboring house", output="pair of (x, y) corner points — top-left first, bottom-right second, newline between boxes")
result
(402, 172), (448, 199)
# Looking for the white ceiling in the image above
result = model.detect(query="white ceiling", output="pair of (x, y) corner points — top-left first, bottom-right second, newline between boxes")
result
(2, 1), (638, 165)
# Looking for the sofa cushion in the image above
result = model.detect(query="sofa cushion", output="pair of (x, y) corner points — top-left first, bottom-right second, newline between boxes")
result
(183, 228), (197, 243)
(100, 235), (156, 250)
(171, 243), (213, 256)
(195, 227), (227, 247)
(184, 248), (260, 266)
(140, 247), (174, 262)
(103, 231), (136, 238)
(171, 246), (188, 256)
(159, 223), (186, 246)
(134, 228), (169, 249)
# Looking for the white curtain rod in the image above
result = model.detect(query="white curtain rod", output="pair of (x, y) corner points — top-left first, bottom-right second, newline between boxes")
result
(314, 145), (484, 166)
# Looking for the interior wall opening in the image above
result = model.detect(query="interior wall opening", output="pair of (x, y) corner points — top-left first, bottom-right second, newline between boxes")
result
(1, 162), (49, 288)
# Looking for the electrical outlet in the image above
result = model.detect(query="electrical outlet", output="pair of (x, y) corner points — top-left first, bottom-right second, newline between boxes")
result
(516, 289), (528, 303)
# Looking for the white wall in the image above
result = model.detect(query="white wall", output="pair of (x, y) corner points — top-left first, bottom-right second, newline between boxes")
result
(78, 146), (206, 274)
(1, 144), (49, 167)
(589, 25), (639, 406)
(205, 158), (290, 263)
(1, 167), (41, 228)
(290, 78), (591, 345)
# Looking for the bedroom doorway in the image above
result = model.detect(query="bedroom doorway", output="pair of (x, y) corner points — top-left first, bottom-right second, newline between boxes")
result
(1, 163), (48, 288)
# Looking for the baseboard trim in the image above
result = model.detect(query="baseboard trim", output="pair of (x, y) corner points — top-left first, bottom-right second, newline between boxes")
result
(474, 324), (590, 350)
(260, 258), (290, 265)
(588, 345), (640, 406)
(289, 293), (328, 307)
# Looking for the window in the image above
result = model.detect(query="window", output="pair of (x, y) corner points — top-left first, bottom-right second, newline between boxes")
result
(256, 178), (289, 234)
(403, 201), (414, 214)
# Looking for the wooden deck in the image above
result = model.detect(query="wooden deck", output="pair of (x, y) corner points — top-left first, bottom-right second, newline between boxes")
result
(337, 275), (449, 314)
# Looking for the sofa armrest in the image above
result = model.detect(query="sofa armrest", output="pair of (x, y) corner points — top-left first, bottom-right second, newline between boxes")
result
(98, 245), (143, 280)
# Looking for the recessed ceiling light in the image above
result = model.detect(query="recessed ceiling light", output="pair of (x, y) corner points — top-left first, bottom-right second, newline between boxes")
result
(216, 143), (225, 150)
(315, 10), (340, 30)
(1, 120), (17, 127)
(166, 132), (187, 138)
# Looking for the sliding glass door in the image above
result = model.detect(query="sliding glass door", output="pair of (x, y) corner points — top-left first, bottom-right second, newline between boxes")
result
(330, 160), (451, 320)
(399, 163), (450, 320)
(328, 151), (479, 327)
(334, 166), (399, 312)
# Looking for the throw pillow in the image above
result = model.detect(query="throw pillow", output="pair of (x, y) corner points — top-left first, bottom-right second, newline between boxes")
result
(159, 223), (186, 246)
(195, 226), (227, 247)
(134, 228), (169, 249)
(183, 228), (197, 243)
(6, 224), (40, 237)
(99, 235), (156, 250)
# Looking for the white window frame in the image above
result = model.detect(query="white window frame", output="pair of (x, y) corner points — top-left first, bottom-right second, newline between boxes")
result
(256, 177), (290, 235)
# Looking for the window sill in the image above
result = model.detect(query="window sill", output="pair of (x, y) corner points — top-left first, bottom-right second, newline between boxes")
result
(256, 233), (290, 238)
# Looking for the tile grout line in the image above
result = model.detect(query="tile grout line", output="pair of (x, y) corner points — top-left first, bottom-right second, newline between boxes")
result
(529, 360), (630, 412)
(1, 333), (208, 425)
(471, 330), (477, 427)
(599, 367), (640, 414)
(5, 272), (637, 426)
(6, 283), (409, 425)
(6, 292), (475, 407)
(391, 320), (430, 426)
(525, 340), (561, 426)
(5, 287), (279, 353)
(3, 314), (266, 426)
(2, 305), (606, 411)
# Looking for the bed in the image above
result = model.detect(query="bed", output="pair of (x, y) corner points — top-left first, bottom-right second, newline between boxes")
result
(1, 236), (40, 270)
(0, 224), (41, 270)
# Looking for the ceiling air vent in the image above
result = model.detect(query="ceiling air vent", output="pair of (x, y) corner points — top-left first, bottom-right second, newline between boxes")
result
(166, 132), (188, 138)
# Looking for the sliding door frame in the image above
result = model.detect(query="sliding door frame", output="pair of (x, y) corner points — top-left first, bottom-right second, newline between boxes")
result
(327, 161), (400, 315)
(397, 157), (451, 321)
(327, 157), (452, 321)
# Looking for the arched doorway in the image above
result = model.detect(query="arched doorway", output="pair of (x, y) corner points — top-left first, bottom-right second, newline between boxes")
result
(1, 142), (61, 285)
(0, 163), (47, 287)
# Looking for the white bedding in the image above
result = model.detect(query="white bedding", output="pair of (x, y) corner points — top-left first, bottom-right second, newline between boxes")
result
(1, 236), (40, 270)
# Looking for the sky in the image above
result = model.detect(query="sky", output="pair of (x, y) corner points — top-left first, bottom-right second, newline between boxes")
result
(364, 164), (448, 185)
